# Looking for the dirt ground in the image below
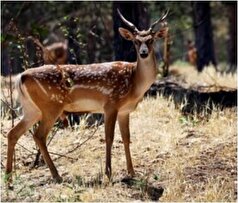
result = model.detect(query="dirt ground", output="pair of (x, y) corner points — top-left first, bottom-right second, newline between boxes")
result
(1, 64), (237, 202)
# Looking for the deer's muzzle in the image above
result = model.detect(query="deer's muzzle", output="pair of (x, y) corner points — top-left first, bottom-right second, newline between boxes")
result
(139, 43), (149, 58)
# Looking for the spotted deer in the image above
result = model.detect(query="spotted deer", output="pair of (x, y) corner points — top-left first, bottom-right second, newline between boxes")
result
(6, 9), (169, 184)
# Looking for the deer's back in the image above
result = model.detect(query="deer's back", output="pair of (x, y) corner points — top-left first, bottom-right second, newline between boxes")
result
(19, 62), (138, 113)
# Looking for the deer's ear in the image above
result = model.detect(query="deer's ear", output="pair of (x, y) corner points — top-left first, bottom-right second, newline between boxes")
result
(154, 28), (168, 39)
(119, 27), (134, 41)
(64, 39), (68, 48)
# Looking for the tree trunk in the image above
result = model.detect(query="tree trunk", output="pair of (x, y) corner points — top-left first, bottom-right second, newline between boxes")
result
(113, 2), (149, 62)
(192, 2), (217, 72)
(226, 2), (237, 72)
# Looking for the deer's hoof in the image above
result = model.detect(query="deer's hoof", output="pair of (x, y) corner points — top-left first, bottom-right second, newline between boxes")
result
(6, 183), (14, 190)
(53, 175), (63, 184)
(128, 170), (135, 177)
(5, 173), (14, 190)
(105, 166), (112, 179)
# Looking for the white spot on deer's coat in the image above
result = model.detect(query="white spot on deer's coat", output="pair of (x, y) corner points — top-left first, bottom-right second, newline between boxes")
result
(51, 94), (56, 100)
(125, 79), (129, 87)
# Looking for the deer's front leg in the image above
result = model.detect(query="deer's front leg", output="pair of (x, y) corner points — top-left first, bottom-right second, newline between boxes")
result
(117, 113), (135, 176)
(104, 108), (118, 179)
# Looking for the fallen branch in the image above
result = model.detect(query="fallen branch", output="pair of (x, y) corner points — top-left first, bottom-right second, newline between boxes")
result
(146, 78), (237, 115)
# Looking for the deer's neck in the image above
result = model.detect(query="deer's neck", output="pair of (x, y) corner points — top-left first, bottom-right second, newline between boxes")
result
(133, 51), (157, 97)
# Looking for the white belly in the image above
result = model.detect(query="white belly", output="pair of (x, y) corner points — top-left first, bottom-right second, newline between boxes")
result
(64, 98), (104, 113)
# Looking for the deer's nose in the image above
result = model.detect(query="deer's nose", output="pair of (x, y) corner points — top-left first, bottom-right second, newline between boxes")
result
(139, 43), (149, 58)
(140, 50), (148, 58)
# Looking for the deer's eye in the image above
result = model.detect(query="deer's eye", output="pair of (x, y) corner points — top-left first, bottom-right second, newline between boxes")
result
(146, 39), (153, 44)
(134, 40), (141, 46)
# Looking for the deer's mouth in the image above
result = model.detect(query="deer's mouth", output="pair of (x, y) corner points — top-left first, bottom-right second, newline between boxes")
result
(140, 53), (148, 58)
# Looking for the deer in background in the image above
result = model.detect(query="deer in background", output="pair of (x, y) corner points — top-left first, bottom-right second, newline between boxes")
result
(6, 9), (169, 184)
(186, 40), (197, 67)
(31, 37), (80, 127)
(30, 37), (68, 65)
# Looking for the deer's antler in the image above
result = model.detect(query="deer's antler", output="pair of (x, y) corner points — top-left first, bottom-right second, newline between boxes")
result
(149, 9), (169, 33)
(117, 9), (139, 33)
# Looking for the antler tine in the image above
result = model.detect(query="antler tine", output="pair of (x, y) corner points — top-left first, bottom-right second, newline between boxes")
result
(149, 9), (169, 32)
(117, 9), (139, 33)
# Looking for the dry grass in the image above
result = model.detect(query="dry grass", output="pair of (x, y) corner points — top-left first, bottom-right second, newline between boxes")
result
(0, 65), (237, 202)
(169, 61), (237, 90)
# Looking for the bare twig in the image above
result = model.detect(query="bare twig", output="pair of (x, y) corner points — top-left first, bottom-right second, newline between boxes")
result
(8, 63), (14, 128)
(32, 121), (62, 167)
(44, 125), (99, 162)
(66, 126), (98, 155)
(1, 162), (5, 169)
(2, 132), (35, 155)
(47, 122), (62, 147)
(50, 151), (75, 160)
(53, 125), (99, 161)
(16, 143), (35, 155)
(0, 99), (19, 115)
(1, 90), (8, 105)
(89, 30), (105, 42)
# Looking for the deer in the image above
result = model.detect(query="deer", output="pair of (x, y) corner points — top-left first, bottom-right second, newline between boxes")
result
(30, 36), (81, 127)
(29, 37), (68, 65)
(187, 40), (197, 67)
(5, 9), (169, 185)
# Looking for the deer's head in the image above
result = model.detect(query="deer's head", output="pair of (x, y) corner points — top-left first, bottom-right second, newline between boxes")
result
(118, 9), (169, 59)
(43, 40), (68, 64)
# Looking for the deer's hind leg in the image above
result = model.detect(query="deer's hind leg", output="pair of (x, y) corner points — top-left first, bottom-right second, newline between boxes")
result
(104, 106), (118, 179)
(32, 109), (63, 183)
(6, 103), (41, 183)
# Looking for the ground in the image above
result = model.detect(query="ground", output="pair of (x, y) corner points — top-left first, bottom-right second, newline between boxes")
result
(1, 63), (237, 202)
